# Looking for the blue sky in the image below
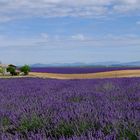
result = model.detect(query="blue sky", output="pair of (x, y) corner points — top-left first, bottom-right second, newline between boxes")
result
(0, 0), (140, 65)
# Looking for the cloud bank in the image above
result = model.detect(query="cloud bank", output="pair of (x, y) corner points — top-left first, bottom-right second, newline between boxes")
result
(0, 34), (140, 49)
(0, 0), (140, 22)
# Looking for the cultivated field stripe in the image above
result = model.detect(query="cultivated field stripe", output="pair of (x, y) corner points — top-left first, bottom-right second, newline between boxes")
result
(29, 70), (140, 79)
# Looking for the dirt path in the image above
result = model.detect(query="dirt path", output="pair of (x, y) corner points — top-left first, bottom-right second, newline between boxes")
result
(29, 70), (140, 79)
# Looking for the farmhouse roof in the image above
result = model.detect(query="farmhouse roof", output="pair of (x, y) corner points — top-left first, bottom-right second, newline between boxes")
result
(8, 64), (16, 68)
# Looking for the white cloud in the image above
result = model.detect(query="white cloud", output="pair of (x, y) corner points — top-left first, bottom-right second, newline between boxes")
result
(136, 21), (140, 25)
(120, 0), (139, 5)
(0, 33), (140, 65)
(71, 34), (87, 41)
(113, 0), (140, 14)
(41, 33), (49, 40)
(0, 0), (140, 22)
(0, 33), (140, 49)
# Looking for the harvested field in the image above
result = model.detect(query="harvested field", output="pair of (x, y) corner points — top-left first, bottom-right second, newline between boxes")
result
(29, 70), (140, 79)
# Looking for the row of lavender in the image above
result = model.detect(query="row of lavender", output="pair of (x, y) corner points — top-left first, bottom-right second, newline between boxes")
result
(0, 78), (140, 139)
(31, 67), (140, 74)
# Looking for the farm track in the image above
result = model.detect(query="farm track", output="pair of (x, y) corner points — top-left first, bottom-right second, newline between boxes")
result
(29, 70), (140, 79)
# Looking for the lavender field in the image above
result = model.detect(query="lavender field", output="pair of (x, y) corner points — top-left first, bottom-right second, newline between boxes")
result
(31, 67), (140, 74)
(0, 78), (140, 140)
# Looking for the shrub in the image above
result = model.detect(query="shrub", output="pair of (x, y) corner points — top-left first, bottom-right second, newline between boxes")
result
(20, 65), (30, 75)
(7, 66), (16, 76)
(1, 116), (11, 128)
(0, 67), (3, 74)
(54, 121), (74, 138)
(17, 116), (44, 133)
(53, 120), (92, 138)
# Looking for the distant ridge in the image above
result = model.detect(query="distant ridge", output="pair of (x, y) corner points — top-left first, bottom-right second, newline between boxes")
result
(120, 61), (140, 66)
(30, 61), (140, 67)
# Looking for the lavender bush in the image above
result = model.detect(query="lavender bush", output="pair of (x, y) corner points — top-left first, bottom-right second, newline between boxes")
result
(31, 67), (140, 74)
(0, 78), (140, 140)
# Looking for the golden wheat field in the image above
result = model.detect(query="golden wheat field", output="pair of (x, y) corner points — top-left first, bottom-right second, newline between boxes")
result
(29, 70), (140, 79)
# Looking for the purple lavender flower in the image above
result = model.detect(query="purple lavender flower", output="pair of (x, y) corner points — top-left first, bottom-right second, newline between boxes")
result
(0, 78), (139, 139)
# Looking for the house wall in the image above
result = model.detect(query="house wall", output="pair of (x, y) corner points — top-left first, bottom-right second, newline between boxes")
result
(0, 66), (10, 75)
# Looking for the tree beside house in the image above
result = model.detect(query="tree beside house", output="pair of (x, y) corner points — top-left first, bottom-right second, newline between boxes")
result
(0, 63), (30, 76)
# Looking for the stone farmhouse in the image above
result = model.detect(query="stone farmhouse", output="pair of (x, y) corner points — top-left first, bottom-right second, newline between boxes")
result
(0, 64), (17, 75)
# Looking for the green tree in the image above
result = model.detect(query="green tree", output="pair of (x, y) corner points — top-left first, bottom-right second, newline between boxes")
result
(20, 65), (30, 75)
(0, 67), (3, 74)
(0, 67), (6, 76)
(7, 66), (16, 76)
